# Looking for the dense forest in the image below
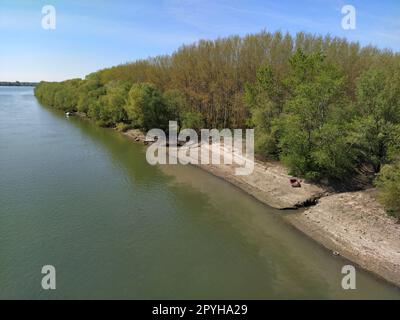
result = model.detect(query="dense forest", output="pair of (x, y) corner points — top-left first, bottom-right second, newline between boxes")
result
(34, 30), (400, 219)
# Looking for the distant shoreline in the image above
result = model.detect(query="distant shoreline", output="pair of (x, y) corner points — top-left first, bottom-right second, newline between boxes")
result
(0, 82), (38, 87)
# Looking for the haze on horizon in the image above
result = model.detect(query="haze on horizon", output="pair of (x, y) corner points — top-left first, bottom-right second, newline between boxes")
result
(1, 0), (399, 83)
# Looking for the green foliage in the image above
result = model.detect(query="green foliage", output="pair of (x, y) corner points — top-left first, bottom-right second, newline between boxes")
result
(96, 81), (130, 127)
(244, 65), (284, 158)
(277, 113), (315, 178)
(181, 111), (204, 132)
(77, 75), (105, 114)
(375, 160), (400, 221)
(35, 79), (82, 112)
(253, 126), (280, 159)
(115, 122), (133, 132)
(312, 123), (358, 180)
(125, 83), (169, 131)
(349, 68), (400, 172)
(280, 51), (352, 180)
(163, 89), (188, 126)
(387, 125), (400, 160)
(246, 50), (356, 181)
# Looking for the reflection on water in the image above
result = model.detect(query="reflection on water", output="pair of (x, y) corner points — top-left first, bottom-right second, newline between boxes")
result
(0, 87), (399, 299)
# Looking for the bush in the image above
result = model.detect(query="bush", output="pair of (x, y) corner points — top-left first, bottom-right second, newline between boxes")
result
(375, 160), (400, 222)
(77, 75), (105, 114)
(96, 81), (130, 127)
(124, 83), (169, 131)
(115, 122), (132, 132)
(163, 89), (188, 124)
(254, 129), (280, 160)
(181, 111), (204, 132)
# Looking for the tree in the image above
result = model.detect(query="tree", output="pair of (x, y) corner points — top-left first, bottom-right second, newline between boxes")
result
(163, 89), (188, 127)
(277, 50), (352, 181)
(244, 65), (284, 158)
(96, 81), (131, 127)
(312, 123), (358, 180)
(277, 113), (314, 178)
(124, 83), (168, 131)
(375, 160), (400, 223)
(352, 68), (400, 172)
(77, 75), (105, 114)
(181, 111), (204, 132)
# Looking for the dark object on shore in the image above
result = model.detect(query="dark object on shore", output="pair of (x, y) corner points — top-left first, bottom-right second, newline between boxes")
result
(290, 178), (302, 188)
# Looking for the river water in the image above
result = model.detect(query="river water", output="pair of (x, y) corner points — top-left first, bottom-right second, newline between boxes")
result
(0, 86), (399, 299)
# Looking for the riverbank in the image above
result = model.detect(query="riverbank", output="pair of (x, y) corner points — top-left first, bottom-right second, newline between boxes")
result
(287, 190), (400, 287)
(122, 128), (400, 288)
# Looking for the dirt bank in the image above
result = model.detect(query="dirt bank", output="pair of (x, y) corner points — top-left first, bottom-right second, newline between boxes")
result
(196, 159), (326, 210)
(287, 190), (400, 287)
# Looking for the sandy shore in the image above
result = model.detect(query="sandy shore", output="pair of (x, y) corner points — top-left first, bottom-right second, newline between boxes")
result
(196, 159), (326, 210)
(122, 128), (400, 287)
(287, 190), (400, 287)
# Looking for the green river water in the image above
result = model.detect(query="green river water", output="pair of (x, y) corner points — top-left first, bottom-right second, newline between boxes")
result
(0, 86), (399, 299)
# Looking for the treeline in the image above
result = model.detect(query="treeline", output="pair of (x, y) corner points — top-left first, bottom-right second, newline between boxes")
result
(34, 30), (400, 219)
(35, 79), (202, 132)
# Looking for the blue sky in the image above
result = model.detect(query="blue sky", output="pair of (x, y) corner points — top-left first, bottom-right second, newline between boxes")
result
(1, 0), (399, 82)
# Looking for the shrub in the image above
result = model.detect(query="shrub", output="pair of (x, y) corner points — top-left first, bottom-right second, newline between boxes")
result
(124, 83), (169, 131)
(115, 122), (132, 132)
(375, 160), (400, 222)
(181, 111), (204, 132)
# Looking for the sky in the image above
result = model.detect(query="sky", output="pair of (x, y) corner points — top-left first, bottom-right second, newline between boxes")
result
(0, 0), (399, 82)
